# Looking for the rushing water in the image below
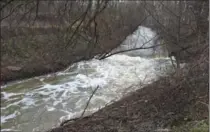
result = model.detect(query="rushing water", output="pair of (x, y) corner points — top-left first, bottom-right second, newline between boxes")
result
(111, 26), (160, 57)
(1, 26), (178, 132)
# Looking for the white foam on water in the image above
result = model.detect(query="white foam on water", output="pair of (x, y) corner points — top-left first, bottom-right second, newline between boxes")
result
(59, 107), (102, 123)
(1, 129), (21, 132)
(1, 111), (20, 124)
(46, 105), (56, 112)
(1, 26), (177, 131)
(1, 92), (23, 100)
(111, 26), (159, 57)
(1, 54), (173, 131)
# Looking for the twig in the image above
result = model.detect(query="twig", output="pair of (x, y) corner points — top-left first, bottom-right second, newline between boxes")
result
(97, 14), (150, 60)
(99, 41), (164, 60)
(143, 2), (194, 56)
(60, 85), (100, 127)
(32, 0), (39, 25)
(65, 0), (92, 48)
(169, 56), (176, 69)
(152, 104), (158, 116)
(60, 117), (80, 126)
(80, 85), (100, 117)
(196, 101), (209, 110)
(0, 0), (14, 11)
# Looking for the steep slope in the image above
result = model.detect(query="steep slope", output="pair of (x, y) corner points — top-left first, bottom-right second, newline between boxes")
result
(48, 47), (208, 132)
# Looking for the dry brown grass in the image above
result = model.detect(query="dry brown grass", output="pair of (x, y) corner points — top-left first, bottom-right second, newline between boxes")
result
(47, 42), (208, 132)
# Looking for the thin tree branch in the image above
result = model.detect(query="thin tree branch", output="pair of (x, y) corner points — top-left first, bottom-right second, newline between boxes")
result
(97, 14), (150, 60)
(81, 85), (100, 117)
(65, 0), (92, 48)
(32, 0), (39, 25)
(60, 85), (100, 127)
(99, 35), (163, 60)
(143, 2), (194, 56)
(0, 0), (14, 11)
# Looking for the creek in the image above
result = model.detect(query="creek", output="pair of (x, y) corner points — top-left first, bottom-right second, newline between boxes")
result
(1, 26), (178, 132)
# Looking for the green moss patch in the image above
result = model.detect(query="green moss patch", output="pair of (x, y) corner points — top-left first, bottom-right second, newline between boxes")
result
(172, 120), (209, 132)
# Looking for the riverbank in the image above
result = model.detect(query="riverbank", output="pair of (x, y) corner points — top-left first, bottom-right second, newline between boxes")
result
(1, 22), (144, 84)
(48, 49), (208, 132)
(0, 27), (128, 84)
(1, 1), (147, 84)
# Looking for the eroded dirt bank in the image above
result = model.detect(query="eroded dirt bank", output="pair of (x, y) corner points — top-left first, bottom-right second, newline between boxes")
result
(48, 49), (208, 132)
